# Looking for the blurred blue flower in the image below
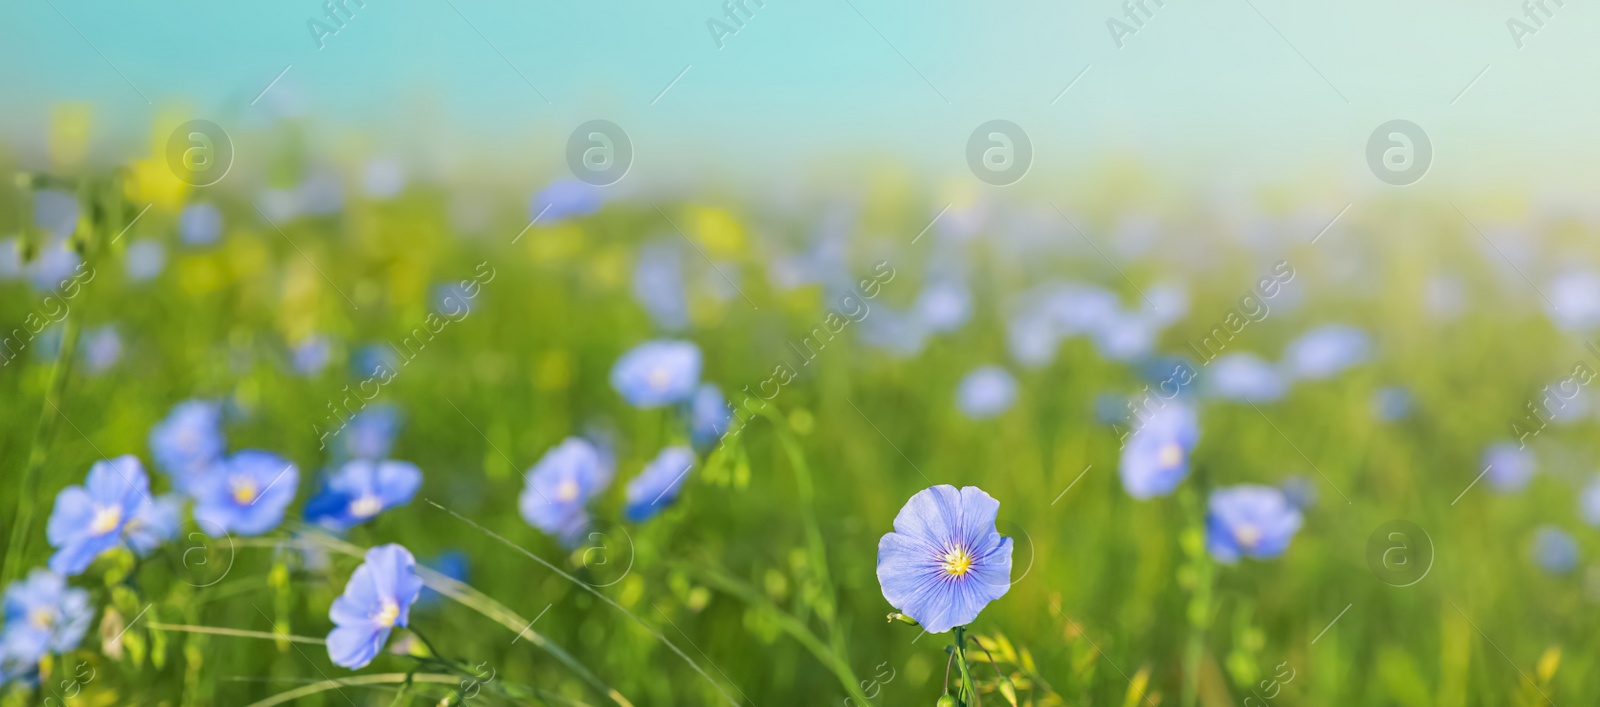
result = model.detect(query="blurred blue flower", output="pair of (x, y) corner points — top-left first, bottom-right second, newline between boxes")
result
(306, 460), (422, 531)
(1119, 404), (1199, 499)
(1282, 325), (1370, 380)
(531, 179), (603, 223)
(291, 335), (332, 376)
(33, 190), (78, 239)
(149, 400), (225, 493)
(1094, 393), (1131, 426)
(1205, 485), (1304, 563)
(26, 239), (80, 292)
(178, 203), (223, 246)
(1425, 273), (1468, 322)
(685, 383), (732, 452)
(1279, 475), (1317, 510)
(362, 158), (406, 199)
(1006, 307), (1061, 369)
(343, 405), (401, 461)
(915, 280), (971, 333)
(632, 241), (690, 331)
(0, 236), (21, 280)
(327, 544), (423, 669)
(1531, 525), (1578, 574)
(79, 325), (122, 374)
(46, 455), (148, 576)
(956, 366), (1018, 420)
(626, 446), (696, 522)
(352, 344), (401, 379)
(1482, 443), (1534, 493)
(124, 240), (166, 282)
(1207, 353), (1287, 403)
(299, 172), (345, 216)
(418, 550), (469, 608)
(1042, 284), (1119, 337)
(610, 340), (702, 408)
(1547, 270), (1600, 332)
(123, 494), (182, 557)
(1144, 282), (1190, 326)
(1581, 477), (1600, 528)
(192, 451), (299, 536)
(860, 307), (929, 359)
(1372, 386), (1413, 422)
(876, 485), (1012, 633)
(519, 438), (612, 544)
(1, 570), (91, 668)
(1093, 312), (1157, 362)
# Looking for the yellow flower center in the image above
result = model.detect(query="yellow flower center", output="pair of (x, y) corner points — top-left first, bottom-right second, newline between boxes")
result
(348, 494), (384, 519)
(374, 600), (400, 627)
(28, 606), (57, 630)
(942, 546), (974, 577)
(556, 478), (581, 502)
(647, 367), (671, 391)
(1157, 442), (1184, 468)
(231, 477), (259, 505)
(90, 505), (123, 534)
(1234, 523), (1263, 549)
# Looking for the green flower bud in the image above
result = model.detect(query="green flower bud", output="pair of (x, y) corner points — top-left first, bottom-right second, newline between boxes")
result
(936, 695), (957, 707)
(888, 612), (921, 627)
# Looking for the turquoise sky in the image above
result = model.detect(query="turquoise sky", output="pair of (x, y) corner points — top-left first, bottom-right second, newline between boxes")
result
(4, 0), (1598, 194)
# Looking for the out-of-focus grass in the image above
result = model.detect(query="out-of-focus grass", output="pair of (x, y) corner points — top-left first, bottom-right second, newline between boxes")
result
(0, 158), (1594, 707)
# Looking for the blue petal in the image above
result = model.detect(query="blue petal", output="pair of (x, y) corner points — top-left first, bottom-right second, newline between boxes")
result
(327, 624), (386, 669)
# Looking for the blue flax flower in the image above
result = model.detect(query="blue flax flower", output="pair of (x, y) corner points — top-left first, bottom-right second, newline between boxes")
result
(685, 383), (733, 452)
(124, 494), (182, 557)
(192, 451), (299, 536)
(418, 551), (469, 608)
(342, 405), (401, 461)
(915, 280), (972, 333)
(531, 179), (604, 223)
(149, 400), (225, 493)
(46, 455), (149, 576)
(178, 203), (223, 246)
(876, 485), (1013, 633)
(519, 438), (612, 544)
(1531, 526), (1579, 574)
(1282, 325), (1370, 380)
(625, 446), (695, 522)
(1119, 404), (1200, 499)
(1580, 476), (1600, 527)
(1, 570), (91, 667)
(1207, 353), (1286, 403)
(327, 544), (424, 669)
(956, 366), (1018, 420)
(1482, 443), (1534, 493)
(610, 340), (702, 408)
(1205, 485), (1304, 563)
(632, 241), (690, 331)
(305, 459), (423, 531)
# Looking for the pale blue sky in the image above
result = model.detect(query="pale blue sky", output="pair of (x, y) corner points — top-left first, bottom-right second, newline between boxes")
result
(3, 0), (1598, 195)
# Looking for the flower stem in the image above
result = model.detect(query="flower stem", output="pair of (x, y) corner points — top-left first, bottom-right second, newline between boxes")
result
(2, 314), (83, 587)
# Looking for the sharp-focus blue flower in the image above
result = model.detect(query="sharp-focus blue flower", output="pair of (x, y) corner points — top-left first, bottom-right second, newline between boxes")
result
(79, 325), (122, 374)
(418, 551), (469, 608)
(1547, 270), (1600, 332)
(1282, 325), (1370, 380)
(123, 494), (182, 557)
(519, 438), (612, 544)
(1204, 485), (1304, 563)
(915, 280), (971, 333)
(1207, 353), (1287, 403)
(1580, 477), (1600, 527)
(1482, 443), (1534, 493)
(632, 241), (690, 331)
(1531, 525), (1579, 574)
(149, 400), (226, 493)
(625, 446), (696, 522)
(192, 451), (299, 536)
(1, 570), (91, 668)
(46, 455), (149, 576)
(531, 179), (604, 223)
(178, 203), (223, 246)
(305, 459), (422, 531)
(343, 405), (401, 461)
(956, 366), (1018, 420)
(686, 383), (732, 452)
(1119, 404), (1200, 499)
(876, 485), (1013, 634)
(327, 544), (423, 670)
(125, 240), (166, 283)
(610, 340), (702, 408)
(1372, 386), (1413, 422)
(291, 335), (332, 376)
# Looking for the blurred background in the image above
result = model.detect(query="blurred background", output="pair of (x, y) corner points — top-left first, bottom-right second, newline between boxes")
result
(2, 0), (1600, 705)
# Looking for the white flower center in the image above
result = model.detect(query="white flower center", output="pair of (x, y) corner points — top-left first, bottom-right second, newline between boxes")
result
(374, 600), (400, 627)
(348, 494), (384, 519)
(941, 545), (974, 578)
(90, 505), (123, 534)
(28, 606), (57, 631)
(556, 478), (581, 502)
(647, 367), (671, 391)
(1234, 523), (1263, 549)
(1157, 442), (1183, 468)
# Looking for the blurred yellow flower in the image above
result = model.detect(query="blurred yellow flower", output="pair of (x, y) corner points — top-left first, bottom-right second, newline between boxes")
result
(688, 206), (744, 258)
